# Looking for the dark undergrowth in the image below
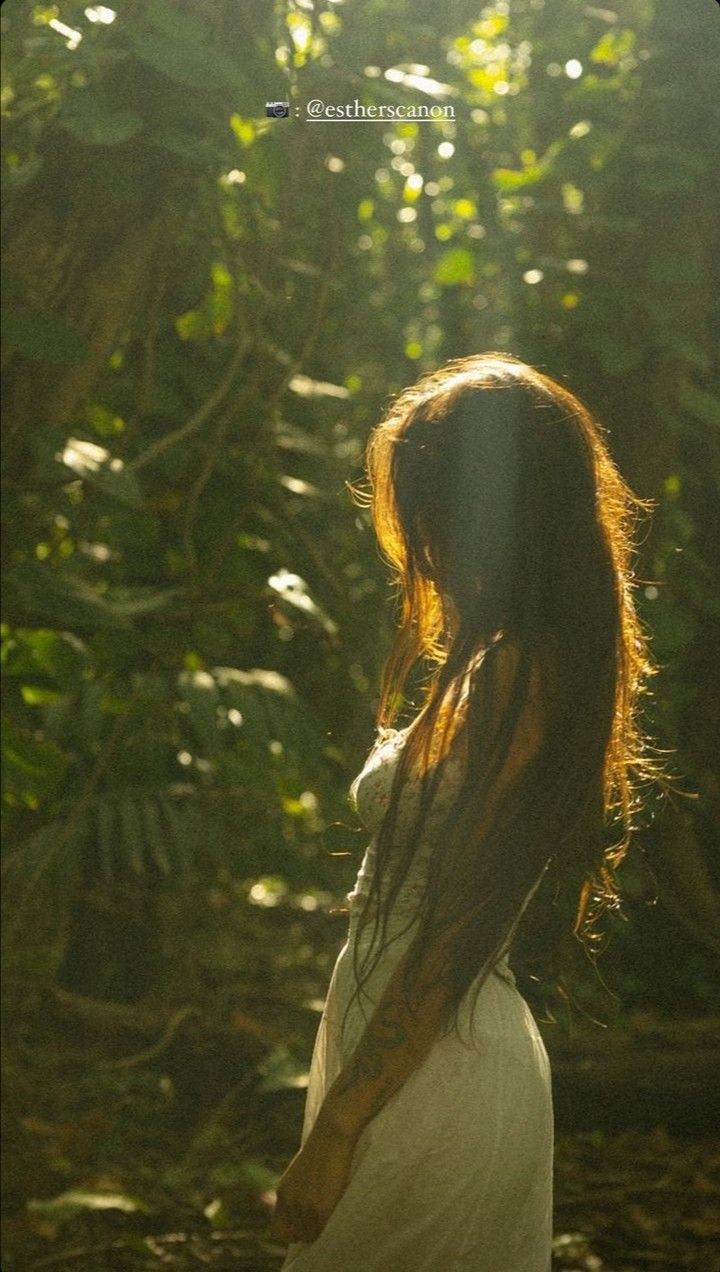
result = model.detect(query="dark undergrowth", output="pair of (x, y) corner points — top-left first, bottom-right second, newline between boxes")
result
(3, 897), (719, 1272)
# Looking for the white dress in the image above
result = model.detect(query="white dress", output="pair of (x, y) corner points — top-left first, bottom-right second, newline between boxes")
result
(281, 724), (553, 1272)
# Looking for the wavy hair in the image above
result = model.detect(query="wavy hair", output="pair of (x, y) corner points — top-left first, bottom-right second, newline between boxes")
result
(345, 353), (672, 1039)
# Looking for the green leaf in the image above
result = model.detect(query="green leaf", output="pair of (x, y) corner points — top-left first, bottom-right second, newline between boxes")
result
(27, 1190), (152, 1219)
(676, 383), (720, 431)
(257, 1043), (309, 1092)
(160, 795), (200, 881)
(119, 797), (147, 876)
(491, 164), (544, 191)
(179, 669), (221, 756)
(2, 308), (89, 364)
(433, 247), (476, 287)
(142, 798), (172, 876)
(230, 113), (258, 147)
(2, 629), (87, 689)
(267, 570), (338, 635)
(100, 587), (183, 618)
(61, 105), (144, 147)
(237, 1159), (280, 1191)
(97, 799), (116, 884)
(216, 669), (272, 753)
(146, 0), (210, 45)
(3, 823), (87, 914)
(2, 717), (68, 802)
(175, 308), (210, 342)
(150, 131), (219, 170)
(3, 564), (131, 631)
(130, 32), (247, 94)
(590, 29), (636, 66)
(2, 155), (44, 190)
(59, 438), (144, 508)
(204, 1197), (234, 1227)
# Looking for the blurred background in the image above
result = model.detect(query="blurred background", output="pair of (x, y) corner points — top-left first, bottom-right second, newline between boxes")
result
(1, 0), (719, 1268)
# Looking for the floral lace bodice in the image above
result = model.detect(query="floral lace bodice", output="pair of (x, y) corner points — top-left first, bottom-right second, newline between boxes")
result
(345, 724), (466, 922)
(344, 720), (517, 987)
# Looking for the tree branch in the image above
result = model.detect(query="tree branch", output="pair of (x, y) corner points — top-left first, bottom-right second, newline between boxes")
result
(127, 332), (251, 472)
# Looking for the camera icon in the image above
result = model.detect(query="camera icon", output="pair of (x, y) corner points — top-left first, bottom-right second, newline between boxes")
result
(265, 101), (290, 119)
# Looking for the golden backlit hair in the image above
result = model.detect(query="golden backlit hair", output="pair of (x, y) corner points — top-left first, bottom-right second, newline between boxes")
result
(346, 353), (671, 1036)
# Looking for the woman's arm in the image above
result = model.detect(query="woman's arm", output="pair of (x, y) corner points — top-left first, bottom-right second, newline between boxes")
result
(315, 912), (464, 1137)
(270, 919), (465, 1245)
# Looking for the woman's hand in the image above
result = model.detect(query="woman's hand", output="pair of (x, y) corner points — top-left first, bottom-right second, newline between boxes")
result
(269, 1116), (358, 1245)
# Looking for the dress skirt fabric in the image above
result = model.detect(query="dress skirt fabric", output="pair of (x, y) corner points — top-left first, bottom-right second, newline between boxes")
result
(280, 726), (554, 1271)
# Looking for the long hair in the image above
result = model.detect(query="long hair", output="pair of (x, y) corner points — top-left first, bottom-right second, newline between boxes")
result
(345, 352), (671, 1040)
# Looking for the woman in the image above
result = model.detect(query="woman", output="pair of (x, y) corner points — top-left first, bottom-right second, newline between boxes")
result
(271, 353), (667, 1271)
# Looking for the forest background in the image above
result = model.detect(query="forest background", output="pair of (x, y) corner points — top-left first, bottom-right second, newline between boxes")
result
(2, 0), (719, 1268)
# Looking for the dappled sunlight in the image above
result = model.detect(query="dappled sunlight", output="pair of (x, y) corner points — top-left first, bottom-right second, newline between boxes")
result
(85, 6), (116, 24)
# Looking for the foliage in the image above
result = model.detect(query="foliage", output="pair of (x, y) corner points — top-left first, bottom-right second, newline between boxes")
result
(2, 0), (718, 945)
